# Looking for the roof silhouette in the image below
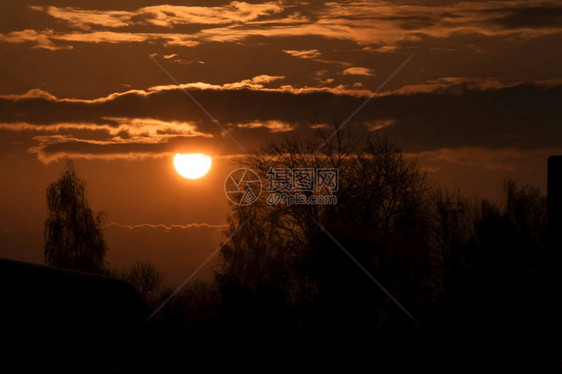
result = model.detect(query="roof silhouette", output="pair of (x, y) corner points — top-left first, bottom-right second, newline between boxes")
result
(1, 258), (155, 373)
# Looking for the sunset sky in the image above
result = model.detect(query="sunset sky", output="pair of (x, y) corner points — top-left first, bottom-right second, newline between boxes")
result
(1, 0), (561, 284)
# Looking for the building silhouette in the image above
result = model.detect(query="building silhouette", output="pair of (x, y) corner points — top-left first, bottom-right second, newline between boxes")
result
(1, 258), (156, 373)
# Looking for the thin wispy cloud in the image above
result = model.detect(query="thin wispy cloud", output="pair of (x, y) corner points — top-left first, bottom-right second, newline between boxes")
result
(105, 222), (228, 231)
(233, 120), (295, 133)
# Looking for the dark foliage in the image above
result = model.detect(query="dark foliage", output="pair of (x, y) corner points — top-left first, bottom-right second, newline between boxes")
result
(121, 261), (164, 308)
(42, 135), (548, 372)
(44, 158), (107, 273)
(149, 131), (548, 372)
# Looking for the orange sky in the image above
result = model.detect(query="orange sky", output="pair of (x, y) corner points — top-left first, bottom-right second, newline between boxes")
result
(1, 0), (560, 285)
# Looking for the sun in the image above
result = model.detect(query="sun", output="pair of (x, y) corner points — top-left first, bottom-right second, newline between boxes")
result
(174, 153), (212, 179)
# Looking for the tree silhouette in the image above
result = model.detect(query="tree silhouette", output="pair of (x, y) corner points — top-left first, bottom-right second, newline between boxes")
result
(44, 158), (107, 273)
(149, 130), (548, 371)
(121, 261), (163, 307)
(216, 129), (432, 366)
(427, 188), (473, 296)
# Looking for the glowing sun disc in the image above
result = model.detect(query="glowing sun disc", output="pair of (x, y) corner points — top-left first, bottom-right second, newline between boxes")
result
(174, 153), (212, 179)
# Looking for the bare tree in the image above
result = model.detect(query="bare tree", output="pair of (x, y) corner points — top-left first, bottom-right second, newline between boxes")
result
(44, 158), (107, 273)
(427, 188), (473, 295)
(218, 129), (430, 314)
(121, 261), (163, 307)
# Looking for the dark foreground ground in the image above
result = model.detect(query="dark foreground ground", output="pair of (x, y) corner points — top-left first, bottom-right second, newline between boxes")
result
(1, 257), (553, 373)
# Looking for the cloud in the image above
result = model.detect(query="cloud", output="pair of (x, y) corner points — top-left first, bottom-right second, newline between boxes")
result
(140, 2), (283, 27)
(418, 147), (526, 171)
(30, 2), (283, 29)
(26, 135), (216, 164)
(105, 222), (228, 231)
(417, 147), (562, 171)
(283, 49), (352, 66)
(0, 88), (58, 100)
(386, 77), (507, 95)
(5, 1), (561, 52)
(56, 31), (201, 47)
(0, 28), (201, 48)
(283, 49), (322, 59)
(149, 53), (206, 65)
(1, 78), (560, 163)
(0, 29), (73, 50)
(363, 45), (398, 54)
(313, 70), (335, 84)
(484, 4), (562, 29)
(188, 1), (562, 46)
(145, 74), (371, 97)
(247, 74), (284, 84)
(31, 6), (133, 29)
(234, 120), (295, 133)
(147, 74), (286, 92)
(364, 119), (395, 131)
(102, 117), (213, 140)
(343, 67), (375, 76)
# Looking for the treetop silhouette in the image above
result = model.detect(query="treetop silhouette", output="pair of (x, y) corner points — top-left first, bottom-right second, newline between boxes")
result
(44, 158), (107, 273)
